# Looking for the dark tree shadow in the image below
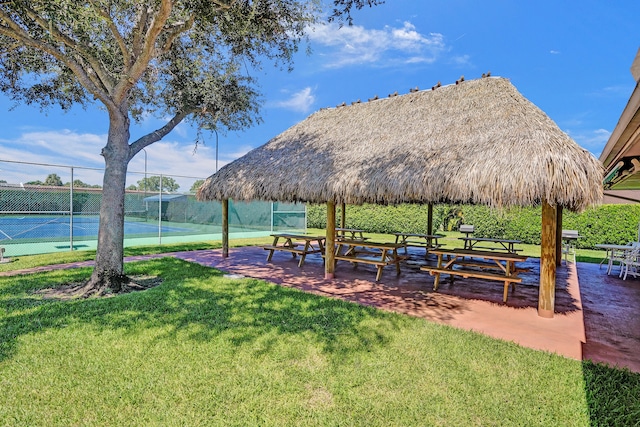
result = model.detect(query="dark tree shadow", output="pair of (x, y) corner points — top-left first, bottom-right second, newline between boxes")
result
(582, 360), (640, 426)
(0, 257), (405, 362)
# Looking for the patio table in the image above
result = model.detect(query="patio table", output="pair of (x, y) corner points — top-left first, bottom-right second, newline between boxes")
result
(594, 243), (636, 275)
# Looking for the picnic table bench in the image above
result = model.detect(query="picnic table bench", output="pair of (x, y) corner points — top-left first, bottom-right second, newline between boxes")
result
(335, 228), (369, 241)
(262, 233), (325, 267)
(421, 248), (528, 302)
(334, 239), (406, 281)
(458, 236), (522, 254)
(392, 232), (444, 256)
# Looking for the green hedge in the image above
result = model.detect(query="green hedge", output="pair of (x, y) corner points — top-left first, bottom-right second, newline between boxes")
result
(307, 203), (448, 235)
(307, 203), (640, 249)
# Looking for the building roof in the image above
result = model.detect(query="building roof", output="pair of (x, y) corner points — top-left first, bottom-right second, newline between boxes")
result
(600, 47), (640, 191)
(143, 194), (187, 202)
(198, 76), (602, 212)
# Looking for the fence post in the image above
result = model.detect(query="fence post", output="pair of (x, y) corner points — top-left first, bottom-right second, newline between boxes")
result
(158, 174), (162, 245)
(70, 167), (74, 251)
(270, 202), (274, 232)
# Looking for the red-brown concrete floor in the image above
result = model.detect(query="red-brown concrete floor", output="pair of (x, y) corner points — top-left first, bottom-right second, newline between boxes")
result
(173, 246), (640, 373)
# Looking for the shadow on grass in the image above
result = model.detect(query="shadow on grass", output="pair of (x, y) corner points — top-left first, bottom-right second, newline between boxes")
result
(582, 360), (640, 425)
(0, 257), (403, 362)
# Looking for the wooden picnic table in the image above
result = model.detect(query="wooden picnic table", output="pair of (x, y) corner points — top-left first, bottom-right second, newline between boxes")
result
(458, 236), (522, 253)
(334, 239), (405, 281)
(392, 232), (445, 256)
(421, 248), (528, 302)
(262, 233), (325, 267)
(335, 228), (368, 241)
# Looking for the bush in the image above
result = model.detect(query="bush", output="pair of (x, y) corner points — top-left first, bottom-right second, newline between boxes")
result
(307, 203), (445, 234)
(307, 203), (640, 249)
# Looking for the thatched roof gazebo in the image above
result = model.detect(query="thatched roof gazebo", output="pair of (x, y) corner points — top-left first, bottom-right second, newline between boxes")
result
(198, 76), (603, 318)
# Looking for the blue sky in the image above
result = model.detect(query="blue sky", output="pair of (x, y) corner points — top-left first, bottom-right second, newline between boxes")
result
(1, 0), (639, 190)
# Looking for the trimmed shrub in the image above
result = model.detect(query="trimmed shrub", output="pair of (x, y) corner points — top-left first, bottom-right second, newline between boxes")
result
(307, 203), (445, 234)
(307, 203), (640, 249)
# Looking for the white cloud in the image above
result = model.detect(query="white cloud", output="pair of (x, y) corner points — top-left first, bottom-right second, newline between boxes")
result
(274, 87), (316, 113)
(307, 21), (446, 68)
(0, 130), (223, 190)
(550, 50), (560, 55)
(1, 130), (105, 167)
(567, 128), (611, 157)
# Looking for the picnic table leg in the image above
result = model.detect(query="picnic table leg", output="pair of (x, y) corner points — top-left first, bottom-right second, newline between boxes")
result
(266, 236), (279, 262)
(503, 281), (509, 302)
(375, 265), (384, 281)
(318, 239), (326, 265)
(298, 240), (312, 267)
(393, 249), (401, 276)
(506, 261), (517, 294)
(266, 249), (275, 262)
(285, 238), (297, 259)
(433, 253), (443, 290)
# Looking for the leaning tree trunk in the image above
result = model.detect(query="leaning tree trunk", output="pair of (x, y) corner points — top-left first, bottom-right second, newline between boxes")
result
(81, 109), (132, 296)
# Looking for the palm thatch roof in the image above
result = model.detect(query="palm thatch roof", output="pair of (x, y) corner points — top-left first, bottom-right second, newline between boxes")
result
(198, 77), (603, 212)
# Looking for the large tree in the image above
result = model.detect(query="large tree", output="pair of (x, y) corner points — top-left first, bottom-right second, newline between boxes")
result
(44, 173), (63, 186)
(136, 175), (180, 192)
(0, 0), (381, 295)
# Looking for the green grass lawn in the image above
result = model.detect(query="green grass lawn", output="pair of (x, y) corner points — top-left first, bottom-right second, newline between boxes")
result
(1, 255), (639, 425)
(1, 233), (638, 425)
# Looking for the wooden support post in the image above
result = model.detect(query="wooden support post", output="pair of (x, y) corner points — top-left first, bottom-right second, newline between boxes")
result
(539, 200), (557, 318)
(340, 202), (346, 229)
(556, 206), (563, 266)
(325, 201), (336, 279)
(222, 199), (229, 258)
(427, 203), (434, 236)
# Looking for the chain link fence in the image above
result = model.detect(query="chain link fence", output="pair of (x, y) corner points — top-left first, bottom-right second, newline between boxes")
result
(0, 159), (306, 258)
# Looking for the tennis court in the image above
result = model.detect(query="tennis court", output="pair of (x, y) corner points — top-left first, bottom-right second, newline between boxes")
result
(0, 215), (191, 241)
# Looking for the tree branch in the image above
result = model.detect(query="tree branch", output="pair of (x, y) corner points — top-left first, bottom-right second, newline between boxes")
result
(212, 0), (236, 10)
(132, 3), (149, 60)
(18, 4), (116, 94)
(0, 9), (116, 110)
(114, 0), (172, 103)
(129, 109), (189, 160)
(89, 0), (131, 71)
(160, 15), (195, 55)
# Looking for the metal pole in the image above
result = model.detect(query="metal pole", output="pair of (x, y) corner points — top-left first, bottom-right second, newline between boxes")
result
(214, 128), (219, 172)
(143, 148), (147, 196)
(158, 174), (162, 245)
(270, 202), (274, 232)
(70, 167), (74, 251)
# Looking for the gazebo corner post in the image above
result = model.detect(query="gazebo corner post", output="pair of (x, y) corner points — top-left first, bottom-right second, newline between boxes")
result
(325, 201), (337, 280)
(555, 206), (563, 266)
(340, 202), (346, 229)
(539, 200), (557, 318)
(427, 203), (434, 235)
(222, 198), (229, 258)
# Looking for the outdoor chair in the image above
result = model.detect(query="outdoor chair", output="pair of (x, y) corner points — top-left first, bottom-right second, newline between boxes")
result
(609, 242), (637, 276)
(620, 244), (640, 280)
(561, 230), (580, 264)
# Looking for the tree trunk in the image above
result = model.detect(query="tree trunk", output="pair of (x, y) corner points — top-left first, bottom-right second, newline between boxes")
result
(81, 108), (132, 296)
